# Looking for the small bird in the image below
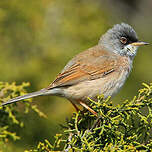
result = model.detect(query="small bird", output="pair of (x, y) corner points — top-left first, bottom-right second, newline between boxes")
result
(1, 23), (149, 116)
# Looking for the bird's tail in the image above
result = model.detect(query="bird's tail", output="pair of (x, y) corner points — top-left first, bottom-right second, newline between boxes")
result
(1, 89), (47, 106)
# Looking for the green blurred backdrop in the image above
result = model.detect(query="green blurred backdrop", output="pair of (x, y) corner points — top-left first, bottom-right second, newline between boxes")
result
(0, 0), (152, 151)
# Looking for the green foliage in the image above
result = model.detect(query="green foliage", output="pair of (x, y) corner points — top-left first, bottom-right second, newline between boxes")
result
(1, 0), (151, 150)
(0, 82), (46, 152)
(0, 1), (151, 151)
(25, 83), (152, 151)
(0, 1), (110, 149)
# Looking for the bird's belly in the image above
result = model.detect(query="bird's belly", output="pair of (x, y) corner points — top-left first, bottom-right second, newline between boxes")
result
(63, 69), (130, 103)
(102, 70), (129, 98)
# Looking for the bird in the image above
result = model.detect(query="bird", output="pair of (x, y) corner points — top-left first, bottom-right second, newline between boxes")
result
(1, 23), (149, 116)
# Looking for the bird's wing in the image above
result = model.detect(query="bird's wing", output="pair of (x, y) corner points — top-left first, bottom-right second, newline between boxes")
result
(47, 45), (119, 89)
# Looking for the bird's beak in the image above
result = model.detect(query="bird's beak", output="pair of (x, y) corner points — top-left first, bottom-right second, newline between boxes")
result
(131, 41), (150, 46)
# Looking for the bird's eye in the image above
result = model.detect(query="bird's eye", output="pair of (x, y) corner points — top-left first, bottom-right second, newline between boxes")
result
(120, 37), (127, 44)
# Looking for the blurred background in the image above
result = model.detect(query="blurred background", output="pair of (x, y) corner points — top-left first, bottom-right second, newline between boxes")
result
(0, 0), (151, 151)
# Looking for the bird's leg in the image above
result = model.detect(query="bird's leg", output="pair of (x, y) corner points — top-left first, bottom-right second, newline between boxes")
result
(70, 101), (80, 112)
(69, 100), (97, 117)
(79, 101), (97, 117)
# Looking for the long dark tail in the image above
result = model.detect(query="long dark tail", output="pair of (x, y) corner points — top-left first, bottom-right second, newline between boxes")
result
(1, 89), (47, 106)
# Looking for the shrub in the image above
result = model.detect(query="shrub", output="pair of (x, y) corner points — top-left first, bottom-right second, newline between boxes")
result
(0, 82), (46, 152)
(26, 83), (152, 151)
(1, 82), (152, 152)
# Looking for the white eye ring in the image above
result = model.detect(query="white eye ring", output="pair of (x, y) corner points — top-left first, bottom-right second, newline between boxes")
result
(120, 37), (127, 44)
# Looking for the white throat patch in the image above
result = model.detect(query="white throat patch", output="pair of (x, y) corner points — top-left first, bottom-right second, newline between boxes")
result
(124, 44), (139, 57)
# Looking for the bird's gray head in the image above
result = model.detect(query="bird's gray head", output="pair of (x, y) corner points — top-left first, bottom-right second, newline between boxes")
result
(99, 23), (149, 58)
